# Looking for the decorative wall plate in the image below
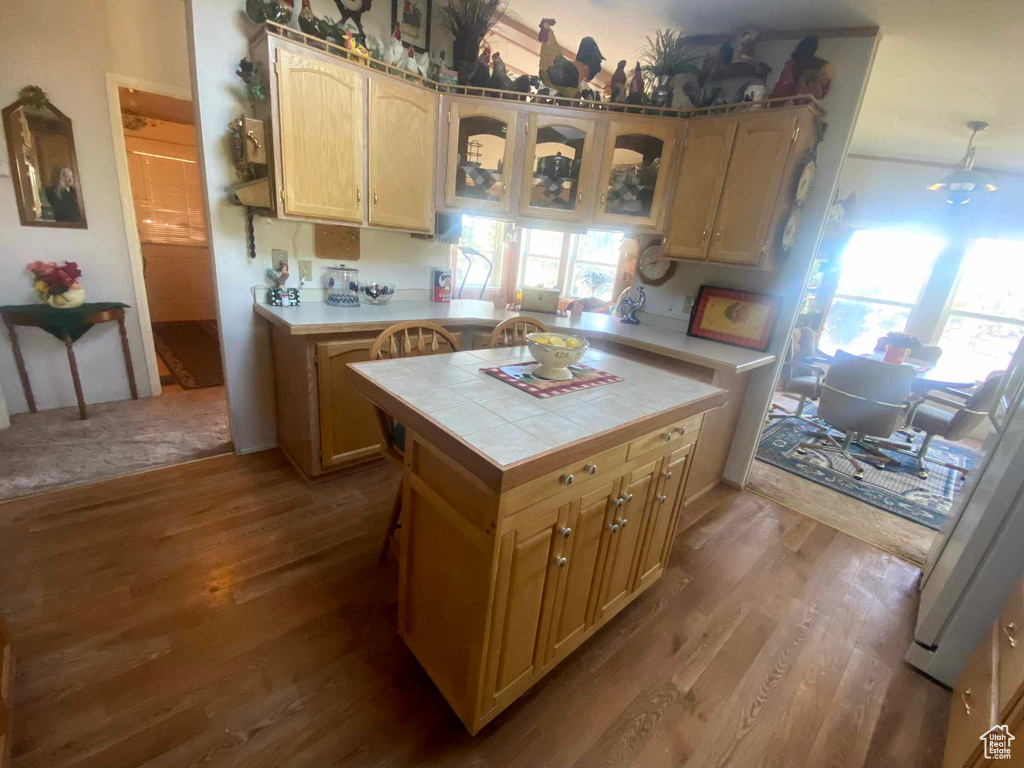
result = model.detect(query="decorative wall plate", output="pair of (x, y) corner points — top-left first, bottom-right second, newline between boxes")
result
(636, 244), (676, 286)
(795, 158), (816, 205)
(780, 207), (802, 255)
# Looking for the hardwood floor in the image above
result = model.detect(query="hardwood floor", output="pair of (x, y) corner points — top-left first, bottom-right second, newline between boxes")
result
(0, 450), (950, 767)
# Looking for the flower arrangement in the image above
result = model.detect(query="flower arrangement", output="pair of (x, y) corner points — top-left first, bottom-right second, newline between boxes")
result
(879, 331), (922, 364)
(27, 261), (85, 308)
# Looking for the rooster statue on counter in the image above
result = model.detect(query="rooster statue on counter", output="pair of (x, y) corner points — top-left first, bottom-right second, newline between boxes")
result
(537, 18), (605, 99)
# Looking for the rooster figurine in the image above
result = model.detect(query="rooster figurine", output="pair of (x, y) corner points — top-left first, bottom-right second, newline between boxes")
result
(625, 61), (645, 104)
(245, 0), (293, 24)
(403, 46), (430, 78)
(466, 46), (492, 88)
(537, 18), (605, 99)
(384, 23), (405, 67)
(489, 52), (513, 91)
(610, 60), (627, 102)
(298, 0), (328, 38)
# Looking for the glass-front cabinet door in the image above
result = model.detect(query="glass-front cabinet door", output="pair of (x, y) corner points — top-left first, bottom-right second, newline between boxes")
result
(445, 100), (517, 213)
(520, 114), (595, 222)
(594, 119), (679, 229)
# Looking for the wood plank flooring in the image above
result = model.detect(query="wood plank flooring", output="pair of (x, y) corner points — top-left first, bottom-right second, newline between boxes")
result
(0, 450), (950, 767)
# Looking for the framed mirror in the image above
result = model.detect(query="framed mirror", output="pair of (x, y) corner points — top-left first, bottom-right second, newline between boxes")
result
(3, 88), (87, 228)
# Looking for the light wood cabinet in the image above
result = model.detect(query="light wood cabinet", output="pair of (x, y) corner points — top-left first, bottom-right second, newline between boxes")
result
(368, 78), (436, 231)
(999, 579), (1024, 716)
(444, 101), (517, 214)
(635, 444), (692, 591)
(663, 118), (737, 259)
(275, 46), (365, 222)
(520, 113), (597, 222)
(594, 118), (679, 230)
(315, 339), (381, 469)
(707, 111), (798, 265)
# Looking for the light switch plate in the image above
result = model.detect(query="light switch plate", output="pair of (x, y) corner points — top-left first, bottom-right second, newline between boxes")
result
(681, 294), (695, 314)
(298, 259), (313, 282)
(271, 248), (288, 265)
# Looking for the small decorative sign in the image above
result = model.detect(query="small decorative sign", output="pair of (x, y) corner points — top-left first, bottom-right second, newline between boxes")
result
(268, 287), (300, 307)
(480, 362), (623, 399)
(687, 284), (781, 352)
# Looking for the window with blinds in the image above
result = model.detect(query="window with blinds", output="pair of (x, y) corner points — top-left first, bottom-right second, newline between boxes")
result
(127, 150), (207, 245)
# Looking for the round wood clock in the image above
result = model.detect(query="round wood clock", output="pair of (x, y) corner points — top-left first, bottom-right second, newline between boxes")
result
(636, 244), (676, 286)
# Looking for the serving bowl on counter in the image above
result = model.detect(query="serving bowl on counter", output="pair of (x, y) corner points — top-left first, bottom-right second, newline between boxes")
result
(358, 282), (395, 305)
(525, 332), (589, 380)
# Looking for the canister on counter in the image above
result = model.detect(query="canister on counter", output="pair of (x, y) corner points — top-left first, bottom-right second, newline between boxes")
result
(431, 267), (452, 303)
(324, 264), (360, 307)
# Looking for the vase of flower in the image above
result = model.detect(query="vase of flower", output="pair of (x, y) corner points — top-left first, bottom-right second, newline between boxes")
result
(878, 331), (922, 364)
(28, 261), (85, 308)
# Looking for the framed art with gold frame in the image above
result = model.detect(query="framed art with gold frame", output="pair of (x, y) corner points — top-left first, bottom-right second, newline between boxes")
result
(686, 284), (782, 352)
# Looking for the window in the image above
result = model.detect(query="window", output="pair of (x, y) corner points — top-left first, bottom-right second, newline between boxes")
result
(452, 215), (505, 296)
(938, 238), (1024, 380)
(127, 149), (207, 246)
(819, 230), (945, 356)
(517, 227), (624, 303)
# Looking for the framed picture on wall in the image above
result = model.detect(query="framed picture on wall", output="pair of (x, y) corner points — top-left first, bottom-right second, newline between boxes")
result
(686, 285), (782, 352)
(392, 0), (431, 53)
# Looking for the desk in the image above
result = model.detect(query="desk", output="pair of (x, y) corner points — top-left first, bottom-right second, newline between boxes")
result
(1, 303), (138, 420)
(860, 353), (977, 395)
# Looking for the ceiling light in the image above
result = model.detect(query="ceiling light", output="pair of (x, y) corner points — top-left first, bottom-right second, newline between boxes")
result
(927, 121), (998, 205)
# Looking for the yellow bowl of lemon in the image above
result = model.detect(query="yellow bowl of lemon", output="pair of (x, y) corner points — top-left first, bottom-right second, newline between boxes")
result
(525, 332), (589, 380)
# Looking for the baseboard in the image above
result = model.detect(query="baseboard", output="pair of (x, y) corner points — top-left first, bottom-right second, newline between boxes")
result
(236, 443), (278, 455)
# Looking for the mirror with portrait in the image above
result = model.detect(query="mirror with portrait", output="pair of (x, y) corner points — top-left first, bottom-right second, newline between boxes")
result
(3, 87), (87, 228)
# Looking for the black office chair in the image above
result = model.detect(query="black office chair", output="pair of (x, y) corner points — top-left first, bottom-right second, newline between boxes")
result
(798, 350), (916, 480)
(768, 327), (828, 429)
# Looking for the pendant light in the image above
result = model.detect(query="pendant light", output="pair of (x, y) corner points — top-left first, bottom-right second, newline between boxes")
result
(927, 121), (998, 205)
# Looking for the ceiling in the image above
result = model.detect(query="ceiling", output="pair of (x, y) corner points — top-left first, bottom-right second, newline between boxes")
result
(504, 0), (1024, 172)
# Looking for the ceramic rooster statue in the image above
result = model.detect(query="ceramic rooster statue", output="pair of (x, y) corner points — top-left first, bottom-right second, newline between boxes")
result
(625, 61), (645, 104)
(537, 18), (605, 99)
(489, 52), (513, 91)
(265, 259), (290, 289)
(298, 0), (329, 38)
(384, 23), (405, 67)
(403, 45), (430, 78)
(610, 59), (627, 102)
(246, 0), (293, 24)
(770, 35), (834, 101)
(466, 46), (492, 88)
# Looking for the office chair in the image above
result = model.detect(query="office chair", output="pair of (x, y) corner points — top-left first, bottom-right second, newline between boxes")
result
(798, 350), (916, 480)
(767, 327), (828, 429)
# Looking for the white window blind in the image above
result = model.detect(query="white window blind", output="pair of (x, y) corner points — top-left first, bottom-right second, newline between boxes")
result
(127, 150), (207, 246)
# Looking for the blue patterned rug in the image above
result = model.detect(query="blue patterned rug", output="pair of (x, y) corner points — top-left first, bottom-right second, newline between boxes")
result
(757, 404), (979, 531)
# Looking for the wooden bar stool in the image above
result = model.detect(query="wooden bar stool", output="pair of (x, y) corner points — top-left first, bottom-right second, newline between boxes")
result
(485, 316), (550, 348)
(369, 321), (461, 562)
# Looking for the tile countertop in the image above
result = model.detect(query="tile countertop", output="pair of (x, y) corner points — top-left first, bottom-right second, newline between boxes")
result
(254, 299), (776, 374)
(347, 345), (728, 492)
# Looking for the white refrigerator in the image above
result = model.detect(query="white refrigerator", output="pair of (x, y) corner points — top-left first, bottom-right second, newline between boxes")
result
(907, 337), (1024, 685)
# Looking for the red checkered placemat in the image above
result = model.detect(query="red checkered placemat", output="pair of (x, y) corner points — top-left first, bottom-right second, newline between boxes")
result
(479, 362), (623, 399)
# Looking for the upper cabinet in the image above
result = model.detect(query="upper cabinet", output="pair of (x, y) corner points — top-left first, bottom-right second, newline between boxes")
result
(520, 114), (596, 222)
(368, 78), (436, 231)
(275, 47), (365, 223)
(594, 118), (678, 230)
(708, 111), (798, 265)
(444, 102), (517, 214)
(663, 118), (737, 259)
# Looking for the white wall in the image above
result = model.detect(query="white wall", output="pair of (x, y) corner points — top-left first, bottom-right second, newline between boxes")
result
(186, 0), (454, 453)
(0, 0), (190, 415)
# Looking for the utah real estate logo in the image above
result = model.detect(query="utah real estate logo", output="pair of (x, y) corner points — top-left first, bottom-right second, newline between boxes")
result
(980, 724), (1015, 760)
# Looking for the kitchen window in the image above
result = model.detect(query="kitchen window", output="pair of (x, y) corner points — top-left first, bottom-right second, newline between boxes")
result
(518, 227), (625, 303)
(819, 230), (945, 356)
(452, 215), (505, 297)
(937, 238), (1024, 380)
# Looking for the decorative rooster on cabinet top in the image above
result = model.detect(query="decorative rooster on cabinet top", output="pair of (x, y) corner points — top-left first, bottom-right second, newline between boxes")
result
(537, 18), (605, 99)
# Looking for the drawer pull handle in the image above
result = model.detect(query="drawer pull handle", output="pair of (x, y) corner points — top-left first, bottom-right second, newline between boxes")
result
(961, 689), (972, 716)
(657, 494), (667, 504)
(675, 426), (687, 435)
(609, 523), (619, 533)
(1005, 622), (1018, 648)
(560, 474), (575, 487)
(662, 470), (673, 480)
(356, 188), (361, 204)
(618, 518), (628, 529)
(554, 556), (567, 568)
(613, 498), (625, 509)
(624, 493), (634, 503)
(559, 526), (572, 539)
(584, 463), (598, 476)
(662, 432), (673, 442)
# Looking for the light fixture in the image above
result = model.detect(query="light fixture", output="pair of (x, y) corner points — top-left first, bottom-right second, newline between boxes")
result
(927, 121), (998, 205)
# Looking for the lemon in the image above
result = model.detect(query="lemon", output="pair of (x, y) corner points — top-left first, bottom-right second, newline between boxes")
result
(547, 336), (566, 347)
(565, 337), (584, 348)
(531, 335), (549, 344)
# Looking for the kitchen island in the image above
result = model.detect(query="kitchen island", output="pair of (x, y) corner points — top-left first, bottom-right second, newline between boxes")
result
(256, 299), (773, 503)
(347, 345), (727, 733)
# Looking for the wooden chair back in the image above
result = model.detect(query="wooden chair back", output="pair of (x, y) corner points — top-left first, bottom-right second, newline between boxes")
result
(369, 321), (462, 361)
(486, 316), (550, 348)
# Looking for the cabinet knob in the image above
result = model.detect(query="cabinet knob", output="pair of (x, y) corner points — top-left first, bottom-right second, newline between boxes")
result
(1005, 622), (1018, 648)
(613, 497), (625, 509)
(584, 463), (598, 476)
(554, 556), (567, 568)
(608, 523), (619, 533)
(356, 188), (361, 204)
(617, 518), (628, 529)
(661, 470), (673, 480)
(560, 473), (574, 486)
(662, 432), (673, 442)
(559, 526), (572, 539)
(624, 493), (634, 503)
(657, 494), (667, 504)
(675, 426), (687, 436)
(961, 689), (972, 716)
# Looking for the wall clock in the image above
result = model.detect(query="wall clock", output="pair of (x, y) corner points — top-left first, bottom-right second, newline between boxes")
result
(636, 244), (676, 286)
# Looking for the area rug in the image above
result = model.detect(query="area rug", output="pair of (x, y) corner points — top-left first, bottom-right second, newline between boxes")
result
(757, 404), (979, 531)
(151, 321), (224, 389)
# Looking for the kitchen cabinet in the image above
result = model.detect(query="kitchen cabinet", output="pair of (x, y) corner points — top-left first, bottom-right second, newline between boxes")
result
(520, 113), (597, 222)
(594, 118), (679, 230)
(368, 78), (436, 231)
(315, 339), (382, 470)
(634, 443), (692, 591)
(708, 111), (800, 266)
(275, 46), (365, 222)
(444, 101), (517, 214)
(663, 118), (737, 259)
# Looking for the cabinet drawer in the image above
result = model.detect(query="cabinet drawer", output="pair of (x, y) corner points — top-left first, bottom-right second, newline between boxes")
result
(944, 624), (997, 768)
(999, 577), (1024, 719)
(627, 413), (703, 459)
(504, 444), (628, 514)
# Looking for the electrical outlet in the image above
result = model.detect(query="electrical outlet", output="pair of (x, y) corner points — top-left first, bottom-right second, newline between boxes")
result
(681, 294), (695, 314)
(667, 297), (675, 312)
(298, 259), (313, 282)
